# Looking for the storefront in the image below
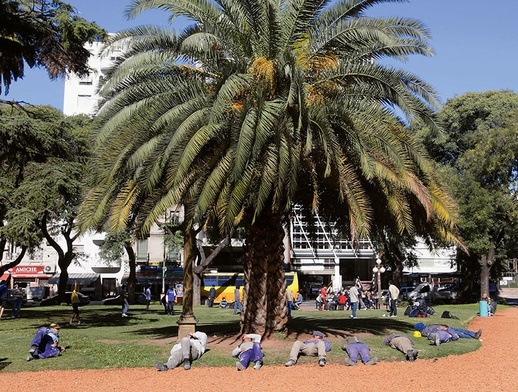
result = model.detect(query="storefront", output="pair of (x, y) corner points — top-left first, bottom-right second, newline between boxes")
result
(11, 265), (53, 300)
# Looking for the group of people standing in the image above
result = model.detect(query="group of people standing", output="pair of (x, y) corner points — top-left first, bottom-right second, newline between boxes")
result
(0, 280), (24, 319)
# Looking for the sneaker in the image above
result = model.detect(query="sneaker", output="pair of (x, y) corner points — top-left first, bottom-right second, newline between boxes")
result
(253, 361), (262, 370)
(318, 358), (326, 367)
(26, 355), (34, 362)
(154, 362), (168, 371)
(285, 359), (297, 367)
(475, 329), (482, 339)
(365, 357), (378, 366)
(344, 357), (358, 366)
(122, 313), (128, 317)
(29, 345), (38, 355)
(183, 359), (191, 370)
(406, 349), (418, 362)
(382, 314), (387, 317)
(430, 332), (441, 346)
(236, 361), (246, 371)
(350, 315), (357, 319)
(390, 315), (397, 317)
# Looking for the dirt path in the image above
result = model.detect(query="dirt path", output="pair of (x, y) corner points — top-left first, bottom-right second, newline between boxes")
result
(3, 307), (518, 392)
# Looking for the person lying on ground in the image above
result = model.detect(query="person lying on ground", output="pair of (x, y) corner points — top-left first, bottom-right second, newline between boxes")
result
(232, 333), (263, 370)
(342, 335), (378, 366)
(381, 333), (418, 361)
(154, 331), (208, 371)
(27, 323), (66, 361)
(414, 323), (460, 346)
(414, 322), (482, 340)
(285, 330), (331, 367)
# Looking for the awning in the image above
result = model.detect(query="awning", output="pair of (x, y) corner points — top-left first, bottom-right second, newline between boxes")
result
(48, 273), (100, 285)
(1, 272), (10, 281)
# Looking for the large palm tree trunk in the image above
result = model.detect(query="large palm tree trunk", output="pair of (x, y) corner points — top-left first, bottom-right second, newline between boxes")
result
(242, 208), (288, 335)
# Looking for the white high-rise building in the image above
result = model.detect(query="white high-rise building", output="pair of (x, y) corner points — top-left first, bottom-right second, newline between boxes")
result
(63, 38), (128, 116)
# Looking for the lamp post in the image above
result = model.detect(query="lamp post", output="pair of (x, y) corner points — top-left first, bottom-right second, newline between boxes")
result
(372, 257), (385, 309)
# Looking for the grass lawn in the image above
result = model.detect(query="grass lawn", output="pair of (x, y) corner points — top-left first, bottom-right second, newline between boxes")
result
(0, 301), (491, 373)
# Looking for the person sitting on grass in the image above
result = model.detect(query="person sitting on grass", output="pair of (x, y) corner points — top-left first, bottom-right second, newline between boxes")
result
(232, 333), (263, 370)
(285, 330), (331, 367)
(154, 331), (207, 371)
(27, 323), (66, 361)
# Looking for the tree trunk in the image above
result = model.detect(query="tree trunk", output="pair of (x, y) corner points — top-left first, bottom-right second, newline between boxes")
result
(193, 272), (202, 305)
(242, 208), (288, 335)
(181, 225), (195, 318)
(479, 247), (495, 299)
(125, 243), (136, 304)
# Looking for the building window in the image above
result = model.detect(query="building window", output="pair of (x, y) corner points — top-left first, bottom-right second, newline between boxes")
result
(136, 239), (148, 261)
(77, 94), (92, 107)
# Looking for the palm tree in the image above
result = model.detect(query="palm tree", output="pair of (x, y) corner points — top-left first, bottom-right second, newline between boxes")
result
(79, 0), (462, 334)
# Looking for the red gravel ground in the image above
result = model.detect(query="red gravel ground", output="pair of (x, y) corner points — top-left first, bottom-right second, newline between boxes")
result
(3, 307), (518, 392)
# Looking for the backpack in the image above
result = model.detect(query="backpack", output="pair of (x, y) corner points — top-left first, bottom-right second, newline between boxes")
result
(441, 310), (458, 319)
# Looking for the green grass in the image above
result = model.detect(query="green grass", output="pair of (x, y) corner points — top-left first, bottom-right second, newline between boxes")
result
(0, 302), (495, 373)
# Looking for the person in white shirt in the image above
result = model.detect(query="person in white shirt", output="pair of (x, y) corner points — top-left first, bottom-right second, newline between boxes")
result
(154, 331), (208, 371)
(387, 281), (400, 317)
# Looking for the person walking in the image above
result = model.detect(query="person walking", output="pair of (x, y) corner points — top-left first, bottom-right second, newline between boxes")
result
(387, 280), (400, 317)
(69, 285), (81, 325)
(286, 287), (294, 318)
(145, 285), (152, 311)
(166, 285), (176, 315)
(11, 285), (23, 318)
(208, 285), (216, 308)
(348, 285), (360, 319)
(233, 286), (243, 315)
(121, 284), (129, 317)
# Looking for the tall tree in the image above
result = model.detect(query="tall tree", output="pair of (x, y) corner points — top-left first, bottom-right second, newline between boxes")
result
(79, 0), (461, 334)
(0, 0), (106, 96)
(416, 90), (518, 299)
(0, 105), (93, 301)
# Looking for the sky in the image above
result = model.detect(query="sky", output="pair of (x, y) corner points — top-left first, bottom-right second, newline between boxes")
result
(5, 0), (518, 111)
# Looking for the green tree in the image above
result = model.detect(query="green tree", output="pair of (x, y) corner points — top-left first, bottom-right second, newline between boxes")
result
(0, 105), (93, 302)
(0, 0), (106, 96)
(79, 0), (461, 334)
(416, 90), (518, 299)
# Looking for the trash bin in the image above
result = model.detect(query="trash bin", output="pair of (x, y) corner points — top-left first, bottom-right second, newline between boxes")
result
(479, 300), (489, 317)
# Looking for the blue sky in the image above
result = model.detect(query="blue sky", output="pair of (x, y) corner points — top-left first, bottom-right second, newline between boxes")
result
(5, 0), (518, 111)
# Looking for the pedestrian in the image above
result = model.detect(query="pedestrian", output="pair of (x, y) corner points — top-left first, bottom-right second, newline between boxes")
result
(385, 280), (400, 317)
(381, 333), (418, 361)
(285, 330), (331, 367)
(166, 285), (176, 315)
(233, 286), (243, 315)
(145, 285), (152, 311)
(0, 280), (8, 319)
(342, 335), (378, 366)
(348, 285), (360, 319)
(208, 285), (216, 308)
(232, 333), (263, 370)
(154, 331), (208, 371)
(69, 284), (81, 325)
(286, 287), (294, 318)
(11, 284), (23, 318)
(121, 284), (129, 317)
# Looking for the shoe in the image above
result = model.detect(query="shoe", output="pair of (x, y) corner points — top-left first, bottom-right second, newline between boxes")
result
(382, 314), (387, 317)
(122, 314), (128, 317)
(430, 332), (441, 346)
(390, 315), (397, 317)
(26, 355), (34, 361)
(154, 362), (169, 371)
(350, 315), (357, 318)
(253, 361), (262, 370)
(365, 357), (378, 366)
(475, 329), (482, 339)
(406, 349), (418, 362)
(344, 357), (357, 366)
(285, 359), (297, 367)
(183, 359), (191, 370)
(29, 345), (38, 355)
(236, 361), (246, 371)
(318, 358), (326, 367)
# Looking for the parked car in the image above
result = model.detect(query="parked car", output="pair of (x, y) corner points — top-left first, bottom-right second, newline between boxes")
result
(408, 282), (459, 304)
(40, 291), (90, 306)
(399, 286), (416, 300)
(102, 292), (148, 305)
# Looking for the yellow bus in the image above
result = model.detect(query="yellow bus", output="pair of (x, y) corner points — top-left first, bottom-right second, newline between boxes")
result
(200, 271), (299, 304)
